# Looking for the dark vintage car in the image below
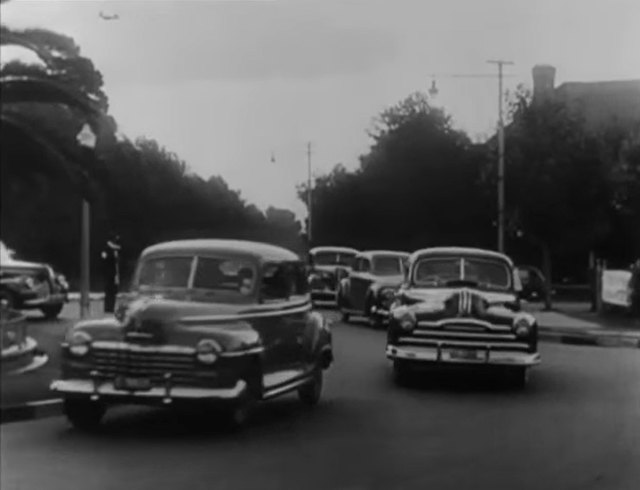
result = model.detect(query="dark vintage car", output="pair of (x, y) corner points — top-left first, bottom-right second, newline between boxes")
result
(337, 250), (409, 328)
(516, 265), (548, 302)
(0, 241), (69, 319)
(50, 239), (333, 430)
(386, 247), (539, 388)
(307, 246), (359, 305)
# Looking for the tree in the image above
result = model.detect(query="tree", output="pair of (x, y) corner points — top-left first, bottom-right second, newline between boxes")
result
(499, 88), (614, 309)
(299, 92), (494, 250)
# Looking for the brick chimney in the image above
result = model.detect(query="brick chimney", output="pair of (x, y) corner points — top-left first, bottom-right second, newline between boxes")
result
(532, 64), (556, 102)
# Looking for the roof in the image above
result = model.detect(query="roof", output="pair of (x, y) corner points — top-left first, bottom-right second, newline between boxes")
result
(357, 250), (410, 259)
(409, 247), (513, 266)
(310, 246), (359, 255)
(142, 239), (300, 262)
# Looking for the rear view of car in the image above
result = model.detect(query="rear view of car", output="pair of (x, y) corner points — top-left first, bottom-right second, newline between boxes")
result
(307, 246), (358, 305)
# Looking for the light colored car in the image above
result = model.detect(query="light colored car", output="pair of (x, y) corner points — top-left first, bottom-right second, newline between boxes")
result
(386, 247), (539, 388)
(51, 239), (333, 431)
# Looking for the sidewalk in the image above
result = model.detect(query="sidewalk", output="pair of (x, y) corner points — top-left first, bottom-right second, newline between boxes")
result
(524, 301), (640, 349)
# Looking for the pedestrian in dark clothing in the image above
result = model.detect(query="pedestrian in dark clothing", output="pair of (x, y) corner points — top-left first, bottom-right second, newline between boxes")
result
(630, 259), (640, 318)
(101, 234), (121, 313)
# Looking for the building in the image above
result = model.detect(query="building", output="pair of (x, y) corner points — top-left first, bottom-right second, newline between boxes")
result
(532, 64), (640, 134)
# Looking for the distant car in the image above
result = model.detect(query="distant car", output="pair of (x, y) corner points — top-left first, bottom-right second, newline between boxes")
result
(307, 246), (359, 305)
(0, 241), (69, 319)
(337, 250), (409, 328)
(51, 239), (333, 431)
(386, 247), (540, 389)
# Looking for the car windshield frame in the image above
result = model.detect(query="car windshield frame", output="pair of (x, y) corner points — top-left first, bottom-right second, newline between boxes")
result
(133, 253), (260, 303)
(411, 255), (513, 291)
(372, 255), (404, 276)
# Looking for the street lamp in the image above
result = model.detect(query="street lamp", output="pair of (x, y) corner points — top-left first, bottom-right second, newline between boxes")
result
(76, 123), (97, 319)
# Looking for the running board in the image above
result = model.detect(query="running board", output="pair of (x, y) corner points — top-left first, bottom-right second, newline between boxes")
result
(262, 373), (314, 400)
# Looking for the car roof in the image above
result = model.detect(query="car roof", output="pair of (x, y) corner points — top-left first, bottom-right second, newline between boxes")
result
(409, 247), (514, 266)
(357, 250), (410, 259)
(142, 239), (301, 262)
(310, 246), (359, 255)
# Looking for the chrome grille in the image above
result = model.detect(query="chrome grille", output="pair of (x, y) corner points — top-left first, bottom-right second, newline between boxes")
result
(401, 322), (528, 351)
(90, 346), (199, 383)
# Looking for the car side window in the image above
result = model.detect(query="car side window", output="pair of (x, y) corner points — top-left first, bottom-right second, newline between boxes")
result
(361, 258), (371, 273)
(262, 262), (297, 301)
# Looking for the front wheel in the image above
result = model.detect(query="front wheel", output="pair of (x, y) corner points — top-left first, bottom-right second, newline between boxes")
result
(298, 370), (323, 406)
(393, 360), (412, 386)
(63, 399), (106, 431)
(41, 304), (64, 320)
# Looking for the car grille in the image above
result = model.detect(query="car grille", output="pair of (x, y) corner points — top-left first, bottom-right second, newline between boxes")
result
(90, 346), (200, 384)
(399, 322), (529, 351)
(310, 272), (336, 291)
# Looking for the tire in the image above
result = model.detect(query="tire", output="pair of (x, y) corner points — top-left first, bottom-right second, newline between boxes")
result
(63, 399), (106, 431)
(298, 369), (323, 406)
(393, 360), (411, 386)
(506, 367), (529, 390)
(41, 303), (64, 320)
(337, 289), (350, 323)
(341, 311), (351, 323)
(224, 375), (260, 431)
(0, 290), (17, 311)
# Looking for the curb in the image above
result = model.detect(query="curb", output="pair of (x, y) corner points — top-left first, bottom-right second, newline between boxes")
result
(538, 328), (640, 349)
(0, 398), (63, 425)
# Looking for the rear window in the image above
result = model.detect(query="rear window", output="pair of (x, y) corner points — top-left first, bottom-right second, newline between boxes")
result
(313, 252), (355, 267)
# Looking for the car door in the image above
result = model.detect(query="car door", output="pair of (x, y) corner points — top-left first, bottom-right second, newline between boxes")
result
(350, 257), (373, 312)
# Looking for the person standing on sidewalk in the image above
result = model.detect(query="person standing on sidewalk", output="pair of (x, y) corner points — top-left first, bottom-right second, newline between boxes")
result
(630, 259), (640, 318)
(101, 234), (122, 313)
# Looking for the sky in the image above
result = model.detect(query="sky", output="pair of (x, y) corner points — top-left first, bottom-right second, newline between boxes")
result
(2, 0), (640, 219)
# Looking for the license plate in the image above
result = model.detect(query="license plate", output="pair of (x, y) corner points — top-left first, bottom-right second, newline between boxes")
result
(114, 377), (152, 391)
(449, 349), (480, 361)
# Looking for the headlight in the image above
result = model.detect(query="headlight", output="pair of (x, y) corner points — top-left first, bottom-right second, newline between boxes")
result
(399, 311), (417, 332)
(66, 330), (92, 357)
(380, 288), (396, 302)
(513, 317), (533, 338)
(196, 339), (222, 364)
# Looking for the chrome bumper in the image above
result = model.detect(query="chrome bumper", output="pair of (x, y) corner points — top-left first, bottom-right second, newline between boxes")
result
(24, 292), (67, 307)
(50, 378), (247, 404)
(386, 345), (540, 367)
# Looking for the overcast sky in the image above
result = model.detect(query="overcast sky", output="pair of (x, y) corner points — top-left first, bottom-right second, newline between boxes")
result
(3, 0), (640, 218)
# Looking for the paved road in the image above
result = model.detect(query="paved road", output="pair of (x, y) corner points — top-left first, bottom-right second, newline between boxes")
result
(2, 315), (639, 490)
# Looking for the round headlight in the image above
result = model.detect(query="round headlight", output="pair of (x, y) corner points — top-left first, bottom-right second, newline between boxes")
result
(67, 330), (92, 357)
(399, 311), (417, 332)
(196, 339), (222, 364)
(513, 317), (532, 338)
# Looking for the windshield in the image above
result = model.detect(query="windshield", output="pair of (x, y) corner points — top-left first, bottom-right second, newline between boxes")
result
(413, 256), (512, 290)
(312, 252), (355, 267)
(372, 256), (404, 276)
(136, 255), (258, 297)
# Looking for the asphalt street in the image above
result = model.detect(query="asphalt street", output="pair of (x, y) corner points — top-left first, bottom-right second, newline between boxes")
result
(2, 313), (639, 490)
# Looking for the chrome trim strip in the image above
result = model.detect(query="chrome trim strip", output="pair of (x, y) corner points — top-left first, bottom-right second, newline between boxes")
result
(386, 345), (540, 366)
(410, 330), (517, 340)
(262, 374), (314, 400)
(180, 303), (312, 323)
(50, 379), (247, 400)
(92, 341), (195, 354)
(397, 337), (530, 350)
(416, 318), (512, 332)
(219, 346), (265, 357)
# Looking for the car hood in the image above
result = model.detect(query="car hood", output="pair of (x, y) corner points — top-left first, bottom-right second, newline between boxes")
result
(397, 287), (521, 325)
(76, 293), (263, 352)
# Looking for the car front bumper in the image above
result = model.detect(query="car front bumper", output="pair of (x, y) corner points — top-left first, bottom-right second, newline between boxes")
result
(23, 292), (68, 307)
(386, 344), (540, 367)
(50, 378), (248, 405)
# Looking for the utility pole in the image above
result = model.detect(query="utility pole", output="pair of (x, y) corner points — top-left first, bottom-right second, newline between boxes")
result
(487, 59), (514, 254)
(307, 142), (313, 246)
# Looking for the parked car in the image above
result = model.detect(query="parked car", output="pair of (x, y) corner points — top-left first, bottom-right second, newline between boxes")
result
(307, 246), (359, 305)
(337, 250), (409, 328)
(51, 239), (333, 431)
(0, 241), (69, 319)
(386, 247), (540, 388)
